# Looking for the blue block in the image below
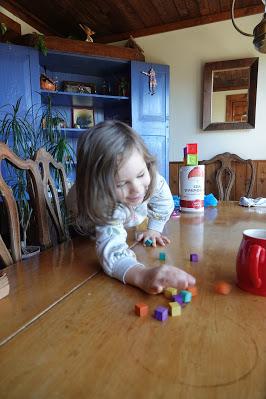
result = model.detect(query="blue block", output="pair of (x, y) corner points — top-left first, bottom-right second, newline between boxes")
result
(144, 238), (153, 247)
(159, 252), (166, 261)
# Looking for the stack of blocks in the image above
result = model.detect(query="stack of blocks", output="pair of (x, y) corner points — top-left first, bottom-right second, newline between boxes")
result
(135, 286), (197, 322)
(183, 143), (198, 166)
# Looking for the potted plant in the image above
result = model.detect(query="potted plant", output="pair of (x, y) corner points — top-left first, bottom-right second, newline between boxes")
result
(0, 96), (74, 257)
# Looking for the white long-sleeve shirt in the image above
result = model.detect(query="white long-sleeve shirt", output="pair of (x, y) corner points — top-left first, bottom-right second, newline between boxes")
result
(67, 173), (174, 283)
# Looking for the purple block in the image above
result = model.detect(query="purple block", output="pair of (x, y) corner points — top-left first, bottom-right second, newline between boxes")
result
(154, 306), (168, 321)
(190, 253), (199, 262)
(172, 294), (183, 305)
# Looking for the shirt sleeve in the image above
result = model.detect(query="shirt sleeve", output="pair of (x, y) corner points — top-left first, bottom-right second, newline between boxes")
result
(95, 210), (144, 283)
(147, 173), (174, 233)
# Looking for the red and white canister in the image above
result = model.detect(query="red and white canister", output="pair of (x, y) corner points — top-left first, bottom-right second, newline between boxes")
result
(179, 165), (205, 212)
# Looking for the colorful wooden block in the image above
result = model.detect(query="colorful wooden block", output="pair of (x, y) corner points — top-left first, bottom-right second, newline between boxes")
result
(186, 154), (198, 166)
(169, 302), (181, 316)
(214, 281), (232, 295)
(172, 293), (183, 305)
(144, 238), (153, 247)
(187, 286), (198, 296)
(154, 306), (168, 321)
(171, 210), (180, 219)
(190, 253), (199, 262)
(164, 287), (178, 299)
(186, 143), (198, 154)
(159, 252), (166, 261)
(180, 290), (192, 303)
(135, 303), (149, 317)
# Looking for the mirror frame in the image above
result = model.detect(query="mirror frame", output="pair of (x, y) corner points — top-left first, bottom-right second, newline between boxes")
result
(202, 57), (259, 131)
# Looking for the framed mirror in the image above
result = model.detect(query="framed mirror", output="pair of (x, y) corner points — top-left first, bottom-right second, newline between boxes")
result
(202, 58), (259, 131)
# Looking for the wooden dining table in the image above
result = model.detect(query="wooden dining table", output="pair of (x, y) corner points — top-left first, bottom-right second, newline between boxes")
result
(0, 202), (266, 399)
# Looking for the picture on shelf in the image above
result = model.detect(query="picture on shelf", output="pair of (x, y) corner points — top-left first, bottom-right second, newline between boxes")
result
(72, 107), (94, 129)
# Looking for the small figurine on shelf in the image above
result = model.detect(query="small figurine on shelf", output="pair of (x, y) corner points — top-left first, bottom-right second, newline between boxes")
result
(79, 24), (95, 42)
(118, 77), (129, 97)
(100, 80), (111, 95)
(40, 73), (56, 91)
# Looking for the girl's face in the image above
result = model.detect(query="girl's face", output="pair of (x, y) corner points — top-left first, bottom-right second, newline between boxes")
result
(115, 148), (151, 206)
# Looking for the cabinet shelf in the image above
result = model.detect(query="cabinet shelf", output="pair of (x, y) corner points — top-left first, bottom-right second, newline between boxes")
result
(40, 90), (129, 107)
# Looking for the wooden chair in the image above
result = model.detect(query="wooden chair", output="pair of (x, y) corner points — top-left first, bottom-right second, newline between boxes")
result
(201, 152), (255, 201)
(34, 148), (69, 245)
(0, 143), (50, 266)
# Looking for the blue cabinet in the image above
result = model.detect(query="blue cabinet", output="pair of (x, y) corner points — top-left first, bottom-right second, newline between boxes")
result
(0, 43), (169, 181)
(0, 43), (40, 122)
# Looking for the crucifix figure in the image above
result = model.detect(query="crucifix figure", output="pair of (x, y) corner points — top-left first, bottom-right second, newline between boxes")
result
(142, 67), (157, 95)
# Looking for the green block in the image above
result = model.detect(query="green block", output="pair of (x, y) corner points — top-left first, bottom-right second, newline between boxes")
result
(169, 302), (181, 316)
(186, 154), (198, 166)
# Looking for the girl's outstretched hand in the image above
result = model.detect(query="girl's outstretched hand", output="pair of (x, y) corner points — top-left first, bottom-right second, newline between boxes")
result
(125, 264), (196, 295)
(136, 229), (170, 247)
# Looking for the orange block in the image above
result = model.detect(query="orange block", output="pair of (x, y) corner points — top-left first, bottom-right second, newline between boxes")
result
(135, 303), (149, 317)
(187, 286), (198, 296)
(214, 281), (232, 295)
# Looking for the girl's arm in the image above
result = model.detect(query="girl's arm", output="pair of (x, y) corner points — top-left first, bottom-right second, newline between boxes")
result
(147, 173), (174, 232)
(95, 221), (145, 283)
(137, 173), (174, 246)
(95, 218), (195, 294)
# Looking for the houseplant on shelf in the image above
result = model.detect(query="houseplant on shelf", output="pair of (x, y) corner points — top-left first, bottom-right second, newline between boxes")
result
(0, 96), (74, 257)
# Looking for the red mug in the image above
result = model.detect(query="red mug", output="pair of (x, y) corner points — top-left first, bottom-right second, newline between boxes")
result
(236, 229), (266, 296)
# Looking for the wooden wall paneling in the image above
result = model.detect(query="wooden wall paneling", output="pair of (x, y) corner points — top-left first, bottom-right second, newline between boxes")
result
(204, 162), (219, 198)
(169, 162), (179, 194)
(256, 161), (266, 197)
(234, 163), (249, 200)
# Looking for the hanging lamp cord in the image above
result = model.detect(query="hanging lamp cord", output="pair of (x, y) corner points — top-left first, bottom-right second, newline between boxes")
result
(231, 0), (255, 37)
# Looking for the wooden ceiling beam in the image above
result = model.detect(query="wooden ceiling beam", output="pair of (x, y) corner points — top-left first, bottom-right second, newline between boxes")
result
(0, 0), (61, 36)
(97, 5), (264, 43)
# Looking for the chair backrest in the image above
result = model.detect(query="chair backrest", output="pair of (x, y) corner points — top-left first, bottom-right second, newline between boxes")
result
(201, 152), (255, 201)
(34, 148), (69, 245)
(0, 144), (70, 267)
(0, 143), (50, 266)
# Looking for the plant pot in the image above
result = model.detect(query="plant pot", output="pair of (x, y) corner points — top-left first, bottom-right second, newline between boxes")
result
(21, 245), (40, 260)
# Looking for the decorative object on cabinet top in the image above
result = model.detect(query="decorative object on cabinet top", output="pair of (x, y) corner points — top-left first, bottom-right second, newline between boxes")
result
(13, 35), (145, 61)
(125, 35), (144, 55)
(79, 24), (95, 42)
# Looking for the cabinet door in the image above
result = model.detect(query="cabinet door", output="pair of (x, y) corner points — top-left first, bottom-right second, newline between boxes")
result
(131, 61), (169, 181)
(0, 43), (40, 122)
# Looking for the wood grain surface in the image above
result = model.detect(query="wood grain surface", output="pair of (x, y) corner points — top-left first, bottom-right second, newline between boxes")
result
(0, 237), (100, 345)
(1, 203), (266, 399)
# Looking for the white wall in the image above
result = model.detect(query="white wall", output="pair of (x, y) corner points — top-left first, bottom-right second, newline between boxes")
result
(134, 14), (266, 161)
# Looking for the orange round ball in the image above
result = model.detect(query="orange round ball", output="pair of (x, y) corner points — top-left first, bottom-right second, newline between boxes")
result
(214, 281), (232, 295)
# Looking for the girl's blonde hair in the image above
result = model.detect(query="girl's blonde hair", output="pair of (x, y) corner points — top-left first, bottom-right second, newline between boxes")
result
(76, 120), (157, 229)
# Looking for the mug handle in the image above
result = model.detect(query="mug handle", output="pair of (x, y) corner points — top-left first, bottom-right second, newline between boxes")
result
(248, 244), (265, 288)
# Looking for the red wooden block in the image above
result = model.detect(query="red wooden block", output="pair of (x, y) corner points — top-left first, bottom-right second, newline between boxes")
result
(135, 303), (149, 317)
(186, 143), (198, 154)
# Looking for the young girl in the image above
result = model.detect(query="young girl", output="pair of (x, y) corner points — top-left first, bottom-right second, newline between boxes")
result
(68, 120), (195, 294)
